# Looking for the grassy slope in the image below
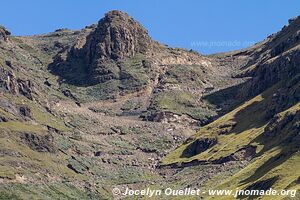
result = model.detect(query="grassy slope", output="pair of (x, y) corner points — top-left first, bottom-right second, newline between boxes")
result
(162, 83), (279, 165)
(210, 102), (300, 200)
(162, 80), (300, 199)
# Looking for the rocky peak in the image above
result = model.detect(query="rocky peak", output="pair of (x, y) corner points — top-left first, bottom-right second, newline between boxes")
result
(288, 15), (300, 25)
(50, 10), (153, 86)
(0, 26), (11, 41)
(84, 10), (152, 62)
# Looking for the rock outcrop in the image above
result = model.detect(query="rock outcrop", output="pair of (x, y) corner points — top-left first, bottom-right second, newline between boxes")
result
(230, 16), (300, 105)
(50, 10), (153, 86)
(1, 9), (300, 200)
(0, 67), (34, 100)
(0, 26), (10, 42)
(182, 137), (218, 158)
(84, 10), (151, 61)
(21, 132), (56, 153)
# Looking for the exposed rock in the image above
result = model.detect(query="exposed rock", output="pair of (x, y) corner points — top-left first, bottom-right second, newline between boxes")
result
(217, 121), (237, 134)
(94, 151), (101, 156)
(146, 111), (199, 127)
(265, 76), (300, 119)
(0, 67), (18, 94)
(182, 137), (217, 158)
(84, 10), (151, 61)
(0, 115), (8, 122)
(19, 105), (31, 118)
(50, 10), (152, 86)
(21, 133), (56, 153)
(288, 16), (300, 24)
(201, 146), (257, 164)
(43, 79), (51, 87)
(235, 16), (300, 103)
(1, 10), (300, 200)
(231, 146), (256, 161)
(0, 67), (34, 100)
(0, 26), (11, 42)
(0, 148), (22, 157)
(0, 99), (18, 116)
(264, 109), (300, 139)
(62, 89), (77, 101)
(240, 49), (300, 100)
(54, 28), (70, 32)
(46, 125), (62, 135)
(67, 156), (91, 174)
(17, 79), (34, 100)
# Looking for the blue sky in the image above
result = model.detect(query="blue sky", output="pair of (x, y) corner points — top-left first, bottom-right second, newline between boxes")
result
(1, 0), (299, 54)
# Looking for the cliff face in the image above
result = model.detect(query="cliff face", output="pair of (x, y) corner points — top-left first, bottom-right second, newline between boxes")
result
(208, 16), (300, 116)
(232, 16), (300, 121)
(50, 10), (153, 86)
(243, 16), (300, 96)
(0, 26), (10, 41)
(84, 10), (152, 61)
(163, 16), (300, 199)
(0, 67), (34, 100)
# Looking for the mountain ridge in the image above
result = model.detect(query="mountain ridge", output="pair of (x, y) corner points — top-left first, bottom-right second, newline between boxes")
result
(0, 10), (299, 200)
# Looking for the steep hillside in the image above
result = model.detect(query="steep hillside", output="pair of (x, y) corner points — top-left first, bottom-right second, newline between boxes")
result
(47, 10), (247, 126)
(163, 16), (300, 200)
(0, 10), (247, 199)
(0, 10), (299, 200)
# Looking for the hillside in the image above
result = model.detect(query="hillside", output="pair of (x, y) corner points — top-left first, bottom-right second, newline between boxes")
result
(163, 15), (300, 199)
(0, 11), (299, 200)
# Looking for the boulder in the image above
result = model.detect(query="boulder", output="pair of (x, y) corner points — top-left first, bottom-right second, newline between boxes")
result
(21, 132), (56, 153)
(0, 26), (11, 41)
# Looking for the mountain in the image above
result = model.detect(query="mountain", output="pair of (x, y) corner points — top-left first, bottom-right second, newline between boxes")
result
(163, 15), (300, 199)
(0, 10), (299, 200)
(49, 10), (152, 86)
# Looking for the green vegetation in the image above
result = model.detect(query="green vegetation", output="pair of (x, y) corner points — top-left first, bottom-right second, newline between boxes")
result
(162, 80), (300, 199)
(121, 99), (143, 111)
(136, 134), (173, 153)
(162, 83), (280, 165)
(111, 167), (160, 184)
(108, 137), (135, 150)
(119, 54), (153, 91)
(57, 54), (155, 101)
(0, 183), (102, 200)
(1, 11), (300, 200)
(86, 79), (120, 100)
(153, 90), (215, 120)
(0, 121), (45, 133)
(162, 64), (206, 86)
